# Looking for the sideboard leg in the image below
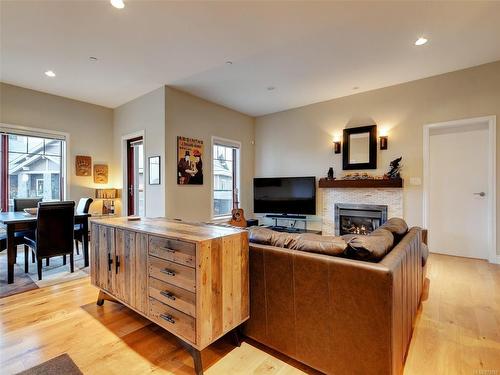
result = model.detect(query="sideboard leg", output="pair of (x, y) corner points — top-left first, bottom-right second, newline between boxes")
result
(231, 328), (242, 347)
(96, 290), (121, 306)
(179, 340), (203, 375)
(96, 290), (105, 306)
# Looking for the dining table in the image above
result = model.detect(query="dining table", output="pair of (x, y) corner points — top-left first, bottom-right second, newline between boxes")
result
(0, 211), (90, 284)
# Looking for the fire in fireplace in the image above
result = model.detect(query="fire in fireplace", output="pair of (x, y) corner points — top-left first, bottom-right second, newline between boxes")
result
(334, 203), (388, 236)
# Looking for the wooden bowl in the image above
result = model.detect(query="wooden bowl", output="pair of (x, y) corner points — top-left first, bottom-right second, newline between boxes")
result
(23, 208), (38, 215)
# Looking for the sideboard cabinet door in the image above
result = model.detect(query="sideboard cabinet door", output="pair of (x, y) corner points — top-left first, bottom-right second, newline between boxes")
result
(91, 224), (115, 293)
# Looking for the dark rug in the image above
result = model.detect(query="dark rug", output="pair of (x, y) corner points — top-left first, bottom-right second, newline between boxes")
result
(15, 353), (83, 375)
(0, 245), (89, 299)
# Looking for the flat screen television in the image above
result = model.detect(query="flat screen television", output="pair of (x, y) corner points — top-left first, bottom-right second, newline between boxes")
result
(253, 177), (316, 215)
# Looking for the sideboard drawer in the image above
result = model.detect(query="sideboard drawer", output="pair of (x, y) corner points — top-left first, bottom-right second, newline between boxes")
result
(149, 256), (196, 293)
(149, 297), (196, 343)
(149, 236), (196, 268)
(149, 277), (196, 317)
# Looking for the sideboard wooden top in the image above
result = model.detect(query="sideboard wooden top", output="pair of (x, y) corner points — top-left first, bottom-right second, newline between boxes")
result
(90, 217), (245, 242)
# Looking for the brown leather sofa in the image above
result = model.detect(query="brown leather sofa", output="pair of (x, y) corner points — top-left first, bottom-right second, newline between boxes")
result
(243, 227), (423, 375)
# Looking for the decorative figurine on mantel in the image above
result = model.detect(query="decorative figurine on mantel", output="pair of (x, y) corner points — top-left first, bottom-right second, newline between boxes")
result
(384, 156), (402, 179)
(327, 167), (335, 180)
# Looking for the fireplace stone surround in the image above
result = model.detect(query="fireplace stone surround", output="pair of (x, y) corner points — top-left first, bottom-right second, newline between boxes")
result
(322, 187), (403, 236)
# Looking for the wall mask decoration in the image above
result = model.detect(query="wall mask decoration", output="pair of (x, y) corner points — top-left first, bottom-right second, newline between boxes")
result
(75, 155), (92, 176)
(177, 136), (204, 185)
(93, 164), (108, 184)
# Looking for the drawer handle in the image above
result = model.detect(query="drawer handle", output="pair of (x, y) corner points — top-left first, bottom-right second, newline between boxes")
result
(161, 247), (176, 253)
(160, 313), (176, 324)
(160, 291), (176, 301)
(161, 269), (176, 277)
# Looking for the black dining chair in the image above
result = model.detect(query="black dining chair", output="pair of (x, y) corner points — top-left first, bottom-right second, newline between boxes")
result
(13, 198), (42, 212)
(74, 198), (93, 255)
(23, 201), (76, 280)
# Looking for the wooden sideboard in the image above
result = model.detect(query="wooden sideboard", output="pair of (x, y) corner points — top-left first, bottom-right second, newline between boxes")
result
(90, 217), (249, 375)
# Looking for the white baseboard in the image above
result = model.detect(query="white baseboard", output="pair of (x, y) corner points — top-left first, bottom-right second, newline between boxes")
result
(489, 255), (500, 265)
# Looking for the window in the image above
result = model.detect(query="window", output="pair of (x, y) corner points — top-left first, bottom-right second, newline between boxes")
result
(212, 139), (240, 217)
(0, 132), (66, 211)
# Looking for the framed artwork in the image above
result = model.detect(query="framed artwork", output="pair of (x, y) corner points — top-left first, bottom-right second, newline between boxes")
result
(93, 164), (108, 184)
(177, 136), (203, 185)
(75, 155), (92, 176)
(149, 156), (161, 185)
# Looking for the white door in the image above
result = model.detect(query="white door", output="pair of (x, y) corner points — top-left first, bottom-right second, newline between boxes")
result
(428, 122), (489, 259)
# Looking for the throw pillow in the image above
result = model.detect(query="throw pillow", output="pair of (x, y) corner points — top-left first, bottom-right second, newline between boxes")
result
(343, 227), (394, 261)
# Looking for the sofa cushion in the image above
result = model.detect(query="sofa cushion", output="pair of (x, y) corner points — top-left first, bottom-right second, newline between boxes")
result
(343, 228), (394, 261)
(290, 234), (347, 256)
(248, 226), (274, 245)
(248, 226), (299, 249)
(379, 218), (408, 243)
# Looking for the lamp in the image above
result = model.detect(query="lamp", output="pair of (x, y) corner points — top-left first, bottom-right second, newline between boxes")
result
(379, 128), (389, 150)
(379, 136), (388, 150)
(333, 134), (342, 154)
(95, 188), (117, 215)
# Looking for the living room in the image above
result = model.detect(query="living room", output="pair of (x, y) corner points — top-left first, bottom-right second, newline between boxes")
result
(1, 1), (499, 375)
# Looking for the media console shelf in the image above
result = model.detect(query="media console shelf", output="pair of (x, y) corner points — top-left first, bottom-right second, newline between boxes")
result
(318, 178), (403, 188)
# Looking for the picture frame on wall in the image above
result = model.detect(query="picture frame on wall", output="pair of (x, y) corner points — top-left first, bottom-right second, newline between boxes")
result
(177, 136), (204, 185)
(149, 156), (161, 185)
(93, 164), (108, 184)
(75, 155), (92, 176)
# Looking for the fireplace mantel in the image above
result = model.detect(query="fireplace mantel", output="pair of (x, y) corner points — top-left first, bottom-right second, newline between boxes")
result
(318, 178), (403, 189)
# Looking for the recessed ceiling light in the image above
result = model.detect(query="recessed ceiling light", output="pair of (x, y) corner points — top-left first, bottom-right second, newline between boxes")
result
(267, 86), (275, 91)
(44, 70), (56, 77)
(89, 56), (98, 61)
(352, 86), (359, 90)
(415, 37), (428, 46)
(225, 61), (233, 65)
(110, 0), (125, 9)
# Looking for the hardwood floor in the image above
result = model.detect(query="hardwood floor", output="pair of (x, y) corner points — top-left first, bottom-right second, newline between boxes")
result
(0, 253), (499, 375)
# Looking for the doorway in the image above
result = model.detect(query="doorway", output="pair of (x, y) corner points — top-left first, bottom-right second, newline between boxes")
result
(423, 116), (496, 262)
(126, 137), (145, 216)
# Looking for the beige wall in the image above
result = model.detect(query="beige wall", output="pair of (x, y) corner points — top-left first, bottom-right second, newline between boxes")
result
(113, 86), (166, 217)
(0, 83), (114, 213)
(165, 87), (255, 222)
(255, 61), (500, 255)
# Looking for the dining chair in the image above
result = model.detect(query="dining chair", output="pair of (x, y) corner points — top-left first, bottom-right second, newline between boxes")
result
(13, 198), (42, 212)
(74, 198), (93, 255)
(23, 201), (75, 280)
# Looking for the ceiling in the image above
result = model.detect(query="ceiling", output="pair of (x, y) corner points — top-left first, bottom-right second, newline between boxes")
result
(1, 1), (500, 116)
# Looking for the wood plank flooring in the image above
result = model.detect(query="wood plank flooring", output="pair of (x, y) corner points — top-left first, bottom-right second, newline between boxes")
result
(0, 253), (499, 375)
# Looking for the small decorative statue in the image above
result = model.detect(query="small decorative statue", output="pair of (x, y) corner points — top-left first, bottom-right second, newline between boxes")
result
(385, 156), (402, 179)
(327, 167), (335, 180)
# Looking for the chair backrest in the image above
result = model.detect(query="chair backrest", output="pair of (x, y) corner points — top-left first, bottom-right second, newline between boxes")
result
(76, 197), (93, 214)
(14, 198), (42, 212)
(35, 201), (75, 257)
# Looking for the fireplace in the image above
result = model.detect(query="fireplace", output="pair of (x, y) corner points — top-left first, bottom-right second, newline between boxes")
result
(335, 203), (388, 236)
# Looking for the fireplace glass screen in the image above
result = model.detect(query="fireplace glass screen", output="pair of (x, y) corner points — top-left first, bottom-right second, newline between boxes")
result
(335, 204), (388, 236)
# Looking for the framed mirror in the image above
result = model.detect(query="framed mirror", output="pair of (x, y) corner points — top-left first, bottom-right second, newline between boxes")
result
(342, 125), (377, 170)
(148, 156), (161, 185)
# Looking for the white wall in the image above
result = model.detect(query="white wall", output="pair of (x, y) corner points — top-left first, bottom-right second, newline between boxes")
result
(165, 87), (255, 222)
(0, 82), (114, 213)
(255, 61), (500, 254)
(112, 86), (166, 217)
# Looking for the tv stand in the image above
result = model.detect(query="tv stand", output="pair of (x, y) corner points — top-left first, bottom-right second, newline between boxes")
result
(264, 214), (320, 234)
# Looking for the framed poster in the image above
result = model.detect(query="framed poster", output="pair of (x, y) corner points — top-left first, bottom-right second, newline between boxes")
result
(93, 164), (108, 184)
(75, 155), (92, 176)
(149, 156), (161, 185)
(177, 136), (203, 185)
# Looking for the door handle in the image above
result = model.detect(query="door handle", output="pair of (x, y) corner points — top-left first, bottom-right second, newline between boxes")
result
(115, 255), (120, 273)
(473, 192), (486, 197)
(108, 253), (113, 271)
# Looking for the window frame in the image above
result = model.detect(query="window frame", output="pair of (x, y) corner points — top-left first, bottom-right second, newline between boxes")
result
(211, 136), (241, 220)
(0, 123), (69, 211)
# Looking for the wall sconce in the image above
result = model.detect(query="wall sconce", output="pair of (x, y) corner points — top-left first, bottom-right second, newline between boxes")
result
(334, 141), (341, 154)
(379, 135), (388, 150)
(333, 134), (342, 154)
